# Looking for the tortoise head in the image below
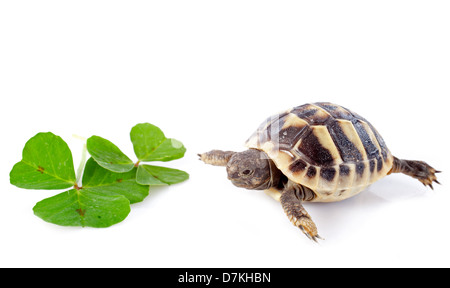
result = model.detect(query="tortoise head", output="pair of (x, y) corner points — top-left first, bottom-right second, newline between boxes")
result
(226, 149), (281, 190)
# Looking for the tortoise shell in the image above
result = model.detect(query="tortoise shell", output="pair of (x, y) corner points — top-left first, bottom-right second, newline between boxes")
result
(245, 102), (394, 202)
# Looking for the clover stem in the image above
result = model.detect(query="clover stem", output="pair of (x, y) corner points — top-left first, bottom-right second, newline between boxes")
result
(75, 143), (88, 188)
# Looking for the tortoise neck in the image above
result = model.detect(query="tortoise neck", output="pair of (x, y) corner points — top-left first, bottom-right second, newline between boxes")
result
(251, 153), (282, 190)
(267, 158), (283, 189)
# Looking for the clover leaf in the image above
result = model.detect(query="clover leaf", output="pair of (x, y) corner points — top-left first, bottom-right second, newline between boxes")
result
(33, 188), (131, 228)
(82, 158), (149, 204)
(87, 123), (189, 186)
(130, 123), (186, 162)
(86, 136), (135, 173)
(10, 123), (188, 228)
(10, 132), (76, 190)
(137, 165), (189, 186)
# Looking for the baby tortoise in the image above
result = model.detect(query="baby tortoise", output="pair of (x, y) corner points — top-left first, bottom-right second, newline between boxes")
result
(199, 102), (440, 242)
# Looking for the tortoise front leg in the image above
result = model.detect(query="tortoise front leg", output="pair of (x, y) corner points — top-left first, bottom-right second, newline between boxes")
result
(198, 150), (236, 167)
(280, 186), (322, 242)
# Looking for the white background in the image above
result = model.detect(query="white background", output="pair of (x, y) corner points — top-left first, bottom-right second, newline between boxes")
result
(1, 1), (449, 268)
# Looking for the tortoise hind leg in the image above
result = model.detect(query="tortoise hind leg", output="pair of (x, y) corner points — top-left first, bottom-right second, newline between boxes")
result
(389, 156), (441, 189)
(280, 186), (322, 242)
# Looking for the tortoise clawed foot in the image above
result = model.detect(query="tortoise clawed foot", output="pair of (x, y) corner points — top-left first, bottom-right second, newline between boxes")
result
(198, 150), (236, 167)
(281, 188), (323, 242)
(393, 158), (441, 190)
(415, 162), (441, 190)
(295, 216), (323, 243)
(300, 226), (324, 243)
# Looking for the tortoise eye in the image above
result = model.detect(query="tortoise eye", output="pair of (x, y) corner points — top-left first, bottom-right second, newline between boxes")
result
(241, 169), (252, 176)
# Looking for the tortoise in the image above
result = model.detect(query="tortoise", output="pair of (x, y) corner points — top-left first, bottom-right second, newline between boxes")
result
(199, 102), (440, 241)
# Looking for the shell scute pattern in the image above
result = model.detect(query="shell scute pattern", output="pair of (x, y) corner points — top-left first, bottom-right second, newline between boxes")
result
(295, 126), (335, 167)
(327, 119), (363, 162)
(291, 104), (331, 125)
(245, 102), (394, 202)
